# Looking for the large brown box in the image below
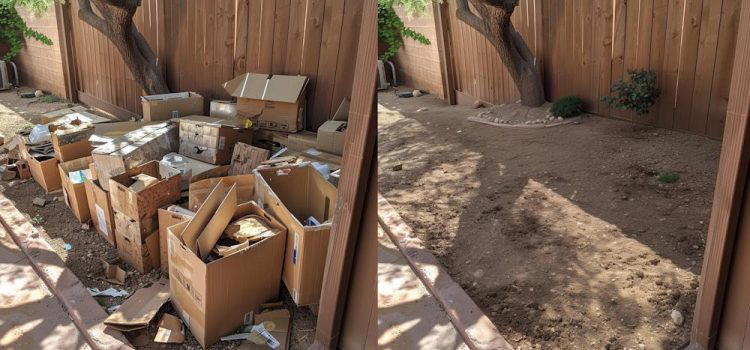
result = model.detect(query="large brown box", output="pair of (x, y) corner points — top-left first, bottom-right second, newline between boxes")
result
(108, 161), (182, 220)
(141, 92), (204, 122)
(28, 154), (62, 193)
(254, 164), (338, 306)
(59, 156), (94, 223)
(92, 122), (179, 191)
(168, 200), (286, 347)
(178, 116), (253, 165)
(84, 177), (116, 246)
(222, 73), (308, 132)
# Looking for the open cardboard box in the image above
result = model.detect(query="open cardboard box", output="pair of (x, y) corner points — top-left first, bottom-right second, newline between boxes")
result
(109, 161), (182, 220)
(114, 213), (160, 273)
(188, 174), (255, 211)
(59, 156), (94, 223)
(222, 73), (308, 132)
(167, 183), (286, 348)
(28, 154), (62, 193)
(254, 164), (338, 305)
(158, 206), (194, 273)
(141, 92), (204, 121)
(50, 122), (94, 162)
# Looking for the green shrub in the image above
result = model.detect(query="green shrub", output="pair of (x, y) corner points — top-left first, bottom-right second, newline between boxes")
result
(378, 0), (431, 61)
(550, 96), (585, 118)
(657, 172), (680, 184)
(0, 1), (54, 61)
(602, 69), (660, 115)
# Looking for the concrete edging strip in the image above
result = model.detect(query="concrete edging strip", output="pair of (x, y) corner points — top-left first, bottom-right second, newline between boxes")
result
(0, 193), (133, 350)
(378, 193), (514, 350)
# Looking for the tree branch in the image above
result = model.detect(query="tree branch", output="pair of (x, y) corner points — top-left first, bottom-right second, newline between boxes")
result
(456, 0), (487, 35)
(100, 0), (140, 10)
(131, 26), (158, 67)
(78, 0), (107, 34)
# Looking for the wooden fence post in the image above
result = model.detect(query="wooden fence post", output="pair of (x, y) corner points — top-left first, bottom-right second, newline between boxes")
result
(689, 0), (750, 347)
(310, 0), (376, 347)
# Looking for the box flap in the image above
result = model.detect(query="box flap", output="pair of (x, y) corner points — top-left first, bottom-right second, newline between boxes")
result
(197, 183), (238, 260)
(180, 181), (231, 253)
(104, 280), (170, 328)
(223, 73), (269, 99)
(263, 75), (308, 103)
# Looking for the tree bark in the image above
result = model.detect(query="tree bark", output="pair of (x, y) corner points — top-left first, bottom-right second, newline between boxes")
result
(456, 0), (545, 107)
(77, 0), (169, 95)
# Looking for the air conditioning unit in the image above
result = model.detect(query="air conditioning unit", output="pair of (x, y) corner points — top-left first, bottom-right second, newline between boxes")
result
(0, 60), (18, 90)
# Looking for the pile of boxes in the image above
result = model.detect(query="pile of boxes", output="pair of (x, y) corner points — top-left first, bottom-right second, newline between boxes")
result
(14, 73), (346, 348)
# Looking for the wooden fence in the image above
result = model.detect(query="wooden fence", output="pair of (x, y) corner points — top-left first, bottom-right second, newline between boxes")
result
(64, 0), (363, 130)
(435, 0), (741, 139)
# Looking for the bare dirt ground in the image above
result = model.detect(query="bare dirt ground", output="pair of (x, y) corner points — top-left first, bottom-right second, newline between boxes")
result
(0, 88), (316, 349)
(378, 90), (721, 350)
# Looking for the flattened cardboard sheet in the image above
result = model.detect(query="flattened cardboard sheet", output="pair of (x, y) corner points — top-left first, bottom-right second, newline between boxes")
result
(104, 280), (170, 331)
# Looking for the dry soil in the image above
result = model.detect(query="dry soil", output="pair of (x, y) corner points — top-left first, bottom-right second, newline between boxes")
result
(378, 90), (720, 350)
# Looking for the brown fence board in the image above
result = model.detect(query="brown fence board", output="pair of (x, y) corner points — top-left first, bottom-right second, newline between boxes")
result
(64, 0), (360, 130)
(434, 0), (741, 139)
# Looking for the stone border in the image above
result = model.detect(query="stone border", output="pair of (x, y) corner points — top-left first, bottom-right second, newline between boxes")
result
(468, 115), (583, 129)
(378, 194), (514, 350)
(0, 194), (133, 350)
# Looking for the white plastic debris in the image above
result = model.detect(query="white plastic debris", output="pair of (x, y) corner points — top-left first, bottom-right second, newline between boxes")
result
(88, 287), (129, 297)
(28, 125), (51, 144)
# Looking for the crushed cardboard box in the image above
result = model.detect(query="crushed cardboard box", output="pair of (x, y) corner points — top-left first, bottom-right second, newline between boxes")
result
(154, 314), (185, 344)
(101, 259), (127, 285)
(104, 280), (170, 332)
(229, 143), (269, 176)
(141, 92), (204, 121)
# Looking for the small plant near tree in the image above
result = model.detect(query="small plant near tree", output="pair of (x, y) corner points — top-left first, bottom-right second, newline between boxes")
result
(657, 172), (680, 184)
(602, 69), (660, 115)
(0, 0), (58, 61)
(550, 96), (585, 118)
(378, 0), (432, 61)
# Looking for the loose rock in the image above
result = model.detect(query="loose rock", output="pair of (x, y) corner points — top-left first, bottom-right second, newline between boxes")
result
(32, 197), (46, 207)
(671, 309), (684, 325)
(412, 89), (422, 97)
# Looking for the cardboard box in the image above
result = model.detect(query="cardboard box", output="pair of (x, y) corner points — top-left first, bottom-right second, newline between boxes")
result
(168, 199), (286, 347)
(84, 177), (116, 246)
(92, 122), (179, 191)
(28, 155), (62, 193)
(178, 116), (253, 165)
(254, 164), (338, 305)
(116, 226), (160, 273)
(59, 156), (94, 223)
(222, 73), (308, 132)
(160, 152), (218, 190)
(316, 120), (347, 155)
(114, 211), (159, 244)
(50, 123), (94, 162)
(109, 161), (182, 220)
(141, 92), (204, 122)
(158, 206), (194, 273)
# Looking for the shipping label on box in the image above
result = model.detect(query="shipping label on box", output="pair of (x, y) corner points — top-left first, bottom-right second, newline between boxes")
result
(84, 177), (116, 246)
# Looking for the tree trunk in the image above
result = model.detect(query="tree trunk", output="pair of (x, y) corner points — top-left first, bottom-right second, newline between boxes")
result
(456, 0), (545, 107)
(77, 0), (169, 95)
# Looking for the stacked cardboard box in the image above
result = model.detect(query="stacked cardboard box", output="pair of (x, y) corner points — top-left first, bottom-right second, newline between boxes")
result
(177, 115), (253, 165)
(109, 161), (182, 273)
